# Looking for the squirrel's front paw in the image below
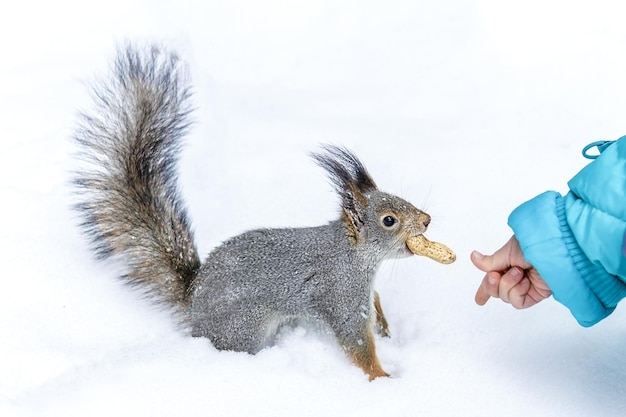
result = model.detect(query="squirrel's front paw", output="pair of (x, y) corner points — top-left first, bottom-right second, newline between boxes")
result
(368, 368), (390, 381)
(373, 291), (391, 337)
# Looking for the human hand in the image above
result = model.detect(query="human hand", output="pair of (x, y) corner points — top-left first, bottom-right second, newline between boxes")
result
(471, 236), (552, 309)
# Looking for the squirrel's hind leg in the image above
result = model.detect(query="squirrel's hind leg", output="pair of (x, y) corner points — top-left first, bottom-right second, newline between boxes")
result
(194, 306), (281, 354)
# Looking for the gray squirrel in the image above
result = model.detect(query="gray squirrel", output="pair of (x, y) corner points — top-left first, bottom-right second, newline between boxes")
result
(73, 44), (434, 380)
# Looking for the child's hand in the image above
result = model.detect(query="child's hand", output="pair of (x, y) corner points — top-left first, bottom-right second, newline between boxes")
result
(472, 236), (552, 308)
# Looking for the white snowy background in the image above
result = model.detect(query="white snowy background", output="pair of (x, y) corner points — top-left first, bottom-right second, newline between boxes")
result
(2, 0), (626, 416)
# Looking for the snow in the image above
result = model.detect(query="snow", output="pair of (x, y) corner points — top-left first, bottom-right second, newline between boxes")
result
(2, 0), (626, 416)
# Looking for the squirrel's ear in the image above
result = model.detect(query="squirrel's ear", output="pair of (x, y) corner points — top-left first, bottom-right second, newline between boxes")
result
(340, 183), (368, 240)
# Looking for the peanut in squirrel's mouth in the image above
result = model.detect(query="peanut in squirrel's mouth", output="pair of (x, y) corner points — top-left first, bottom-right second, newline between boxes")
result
(406, 234), (457, 264)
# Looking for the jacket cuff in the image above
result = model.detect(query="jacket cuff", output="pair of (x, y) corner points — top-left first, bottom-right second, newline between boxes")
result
(508, 191), (613, 326)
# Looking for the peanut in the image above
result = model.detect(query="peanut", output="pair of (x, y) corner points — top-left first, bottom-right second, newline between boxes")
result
(406, 235), (456, 264)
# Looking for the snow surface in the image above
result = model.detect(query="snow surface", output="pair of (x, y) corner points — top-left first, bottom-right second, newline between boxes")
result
(2, 0), (626, 416)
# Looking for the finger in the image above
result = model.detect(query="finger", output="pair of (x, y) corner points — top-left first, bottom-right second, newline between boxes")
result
(497, 266), (525, 304)
(514, 270), (552, 308)
(475, 271), (501, 306)
(474, 279), (490, 306)
(508, 277), (533, 309)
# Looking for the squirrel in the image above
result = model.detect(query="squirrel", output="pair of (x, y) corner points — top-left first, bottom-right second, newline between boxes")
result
(73, 44), (433, 380)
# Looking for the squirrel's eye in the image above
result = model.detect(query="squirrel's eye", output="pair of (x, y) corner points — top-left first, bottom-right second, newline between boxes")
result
(382, 215), (397, 228)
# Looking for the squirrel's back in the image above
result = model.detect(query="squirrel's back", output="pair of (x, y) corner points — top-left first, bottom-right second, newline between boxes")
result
(73, 45), (201, 309)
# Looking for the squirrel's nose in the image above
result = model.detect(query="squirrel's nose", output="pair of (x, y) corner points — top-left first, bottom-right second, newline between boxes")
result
(422, 215), (431, 228)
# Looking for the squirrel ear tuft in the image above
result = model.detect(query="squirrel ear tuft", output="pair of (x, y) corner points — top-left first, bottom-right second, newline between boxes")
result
(310, 144), (378, 197)
(311, 145), (377, 242)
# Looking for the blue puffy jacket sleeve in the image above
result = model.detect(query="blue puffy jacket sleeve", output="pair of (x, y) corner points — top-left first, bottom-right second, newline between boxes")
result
(507, 137), (626, 326)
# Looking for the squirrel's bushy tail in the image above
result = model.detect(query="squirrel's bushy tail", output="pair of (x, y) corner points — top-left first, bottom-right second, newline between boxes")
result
(73, 44), (201, 309)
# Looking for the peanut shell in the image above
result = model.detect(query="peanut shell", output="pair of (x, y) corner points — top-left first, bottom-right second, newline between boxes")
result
(407, 235), (456, 264)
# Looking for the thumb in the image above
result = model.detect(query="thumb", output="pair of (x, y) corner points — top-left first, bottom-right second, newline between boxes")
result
(470, 246), (511, 273)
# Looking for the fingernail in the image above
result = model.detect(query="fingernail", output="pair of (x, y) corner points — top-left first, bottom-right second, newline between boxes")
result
(510, 267), (521, 277)
(488, 276), (497, 284)
(472, 250), (484, 260)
